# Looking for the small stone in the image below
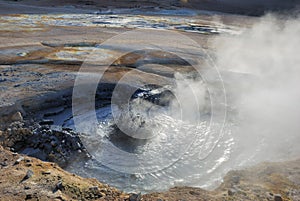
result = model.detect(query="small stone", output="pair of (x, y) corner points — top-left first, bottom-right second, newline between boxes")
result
(189, 190), (200, 196)
(42, 170), (51, 175)
(274, 194), (283, 201)
(22, 170), (34, 182)
(14, 156), (24, 165)
(17, 52), (27, 57)
(51, 140), (57, 147)
(24, 186), (31, 190)
(89, 186), (99, 191)
(0, 162), (8, 167)
(25, 194), (32, 200)
(39, 119), (54, 126)
(0, 78), (7, 82)
(56, 181), (63, 190)
(129, 193), (142, 201)
(228, 188), (237, 196)
(11, 112), (23, 122)
(232, 176), (240, 184)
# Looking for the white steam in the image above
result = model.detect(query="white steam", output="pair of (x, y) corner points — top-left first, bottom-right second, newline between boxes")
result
(215, 13), (300, 163)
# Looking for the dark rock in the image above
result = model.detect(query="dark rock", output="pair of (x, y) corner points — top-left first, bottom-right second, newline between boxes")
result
(25, 194), (32, 200)
(21, 170), (34, 182)
(41, 170), (51, 175)
(228, 188), (237, 196)
(71, 141), (81, 149)
(50, 140), (57, 147)
(24, 186), (31, 190)
(2, 123), (88, 169)
(43, 107), (65, 117)
(274, 194), (283, 201)
(10, 112), (23, 122)
(189, 190), (200, 196)
(62, 127), (73, 132)
(231, 175), (240, 184)
(39, 119), (54, 126)
(0, 162), (8, 167)
(0, 78), (7, 82)
(21, 148), (47, 161)
(89, 186), (99, 191)
(14, 156), (24, 165)
(56, 181), (64, 191)
(129, 193), (142, 201)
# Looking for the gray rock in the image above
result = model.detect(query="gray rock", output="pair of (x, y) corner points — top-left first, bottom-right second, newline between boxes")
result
(228, 188), (237, 196)
(21, 170), (34, 182)
(89, 186), (99, 191)
(24, 186), (31, 190)
(274, 194), (283, 201)
(14, 156), (24, 165)
(129, 193), (142, 201)
(41, 170), (51, 175)
(0, 162), (8, 167)
(25, 194), (32, 200)
(11, 111), (23, 122)
(232, 175), (240, 184)
(51, 140), (57, 147)
(56, 181), (63, 191)
(21, 148), (47, 161)
(39, 119), (54, 125)
(17, 52), (27, 57)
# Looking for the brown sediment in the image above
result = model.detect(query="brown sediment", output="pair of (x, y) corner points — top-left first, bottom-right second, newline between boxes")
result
(0, 145), (128, 201)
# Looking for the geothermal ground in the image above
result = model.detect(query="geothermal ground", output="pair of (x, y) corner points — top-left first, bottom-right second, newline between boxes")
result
(1, 0), (300, 200)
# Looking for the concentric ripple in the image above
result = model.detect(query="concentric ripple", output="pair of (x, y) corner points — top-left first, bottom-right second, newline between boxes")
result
(65, 100), (235, 192)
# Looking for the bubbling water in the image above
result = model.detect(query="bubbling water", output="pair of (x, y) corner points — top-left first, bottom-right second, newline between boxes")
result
(65, 81), (237, 192)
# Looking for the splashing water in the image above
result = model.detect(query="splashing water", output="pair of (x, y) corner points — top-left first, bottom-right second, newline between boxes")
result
(65, 96), (235, 192)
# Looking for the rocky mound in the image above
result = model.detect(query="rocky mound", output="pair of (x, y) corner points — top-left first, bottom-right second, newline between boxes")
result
(0, 145), (128, 201)
(0, 122), (89, 168)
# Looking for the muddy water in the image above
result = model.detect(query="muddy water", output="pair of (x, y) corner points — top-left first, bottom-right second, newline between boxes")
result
(48, 90), (236, 193)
